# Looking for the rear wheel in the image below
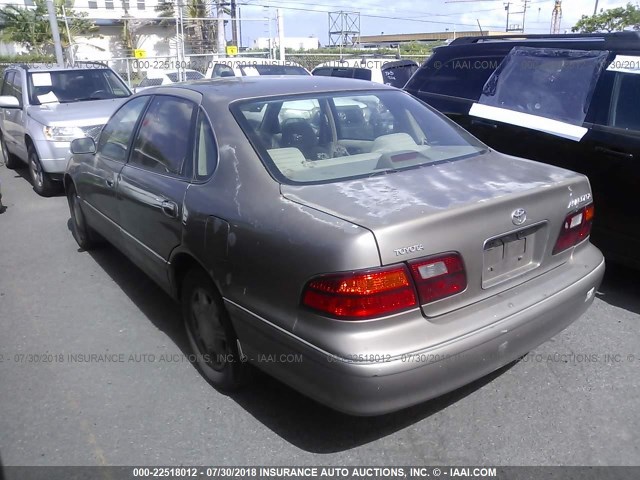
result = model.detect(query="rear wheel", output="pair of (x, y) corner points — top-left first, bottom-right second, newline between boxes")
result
(66, 184), (98, 250)
(28, 144), (56, 197)
(1, 134), (19, 169)
(182, 269), (245, 391)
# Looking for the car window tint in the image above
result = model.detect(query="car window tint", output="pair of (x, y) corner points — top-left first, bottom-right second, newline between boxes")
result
(609, 72), (640, 131)
(11, 72), (22, 99)
(421, 55), (503, 100)
(130, 96), (195, 175)
(2, 71), (15, 97)
(98, 96), (150, 162)
(212, 64), (235, 77)
(194, 111), (217, 179)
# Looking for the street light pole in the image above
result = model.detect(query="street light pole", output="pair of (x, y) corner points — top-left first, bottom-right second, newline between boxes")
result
(46, 0), (64, 66)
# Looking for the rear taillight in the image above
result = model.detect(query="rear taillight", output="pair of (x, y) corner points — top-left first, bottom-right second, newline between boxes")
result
(302, 252), (468, 319)
(553, 203), (594, 254)
(302, 265), (417, 319)
(408, 253), (467, 304)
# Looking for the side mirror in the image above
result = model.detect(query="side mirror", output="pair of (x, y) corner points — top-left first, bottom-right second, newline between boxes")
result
(70, 137), (96, 155)
(0, 95), (20, 109)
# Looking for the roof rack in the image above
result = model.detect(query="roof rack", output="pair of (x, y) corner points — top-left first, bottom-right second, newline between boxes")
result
(449, 31), (640, 49)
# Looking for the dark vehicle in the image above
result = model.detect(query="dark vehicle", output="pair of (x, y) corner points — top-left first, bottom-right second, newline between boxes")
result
(404, 32), (640, 267)
(312, 58), (418, 87)
(65, 77), (603, 415)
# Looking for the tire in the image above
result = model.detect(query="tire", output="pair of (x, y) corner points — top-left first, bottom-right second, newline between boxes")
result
(28, 144), (56, 197)
(66, 184), (98, 250)
(1, 134), (19, 170)
(182, 269), (246, 391)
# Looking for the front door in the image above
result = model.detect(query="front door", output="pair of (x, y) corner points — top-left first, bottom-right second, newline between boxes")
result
(117, 95), (197, 290)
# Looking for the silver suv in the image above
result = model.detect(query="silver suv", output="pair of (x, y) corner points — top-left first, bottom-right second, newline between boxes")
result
(0, 63), (131, 196)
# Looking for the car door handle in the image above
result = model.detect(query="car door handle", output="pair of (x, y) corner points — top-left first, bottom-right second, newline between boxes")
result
(106, 179), (115, 188)
(161, 200), (178, 218)
(471, 119), (497, 129)
(595, 146), (634, 160)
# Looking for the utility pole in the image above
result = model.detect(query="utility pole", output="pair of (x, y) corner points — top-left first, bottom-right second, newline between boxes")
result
(551, 0), (562, 34)
(277, 8), (284, 62)
(46, 0), (64, 67)
(230, 0), (238, 47)
(217, 0), (226, 55)
(593, 0), (599, 15)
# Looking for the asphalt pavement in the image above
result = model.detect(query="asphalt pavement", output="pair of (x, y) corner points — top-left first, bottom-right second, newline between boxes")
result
(0, 163), (639, 467)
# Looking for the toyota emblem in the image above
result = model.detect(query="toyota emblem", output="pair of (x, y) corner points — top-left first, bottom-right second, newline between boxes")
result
(511, 208), (527, 225)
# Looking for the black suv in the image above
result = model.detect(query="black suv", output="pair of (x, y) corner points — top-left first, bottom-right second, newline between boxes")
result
(405, 32), (640, 267)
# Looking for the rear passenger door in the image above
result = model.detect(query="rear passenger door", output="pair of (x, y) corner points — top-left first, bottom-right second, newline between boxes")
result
(583, 67), (640, 259)
(117, 94), (197, 289)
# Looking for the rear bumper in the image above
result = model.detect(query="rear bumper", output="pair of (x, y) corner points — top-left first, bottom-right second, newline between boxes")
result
(228, 244), (605, 416)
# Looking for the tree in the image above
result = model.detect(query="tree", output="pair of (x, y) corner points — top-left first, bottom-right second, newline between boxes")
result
(572, 3), (640, 33)
(0, 0), (97, 56)
(155, 0), (229, 54)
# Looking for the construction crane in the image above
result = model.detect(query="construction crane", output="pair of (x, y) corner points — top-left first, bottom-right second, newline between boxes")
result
(551, 0), (563, 34)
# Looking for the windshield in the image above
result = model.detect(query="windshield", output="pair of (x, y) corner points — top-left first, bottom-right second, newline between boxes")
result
(232, 89), (485, 185)
(28, 69), (131, 105)
(238, 64), (309, 76)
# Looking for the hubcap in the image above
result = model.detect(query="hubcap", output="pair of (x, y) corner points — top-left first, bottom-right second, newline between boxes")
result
(189, 288), (227, 370)
(30, 155), (43, 188)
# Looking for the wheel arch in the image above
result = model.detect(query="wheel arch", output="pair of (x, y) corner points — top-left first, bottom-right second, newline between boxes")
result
(169, 250), (220, 302)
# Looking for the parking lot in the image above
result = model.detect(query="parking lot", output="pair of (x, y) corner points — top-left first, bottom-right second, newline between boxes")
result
(0, 163), (639, 467)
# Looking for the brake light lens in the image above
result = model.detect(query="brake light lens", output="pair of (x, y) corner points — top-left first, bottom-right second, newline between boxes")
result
(553, 203), (594, 254)
(408, 253), (467, 304)
(302, 265), (417, 319)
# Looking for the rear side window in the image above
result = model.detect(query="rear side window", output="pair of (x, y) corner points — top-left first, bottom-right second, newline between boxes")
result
(609, 72), (640, 131)
(419, 54), (503, 100)
(194, 111), (217, 179)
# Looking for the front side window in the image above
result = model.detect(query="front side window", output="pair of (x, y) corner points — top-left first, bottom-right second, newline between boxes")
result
(97, 96), (150, 162)
(1, 71), (15, 97)
(129, 96), (196, 175)
(233, 90), (485, 184)
(27, 69), (130, 105)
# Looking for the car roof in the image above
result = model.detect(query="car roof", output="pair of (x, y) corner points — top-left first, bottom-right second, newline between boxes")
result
(140, 75), (393, 101)
(447, 31), (640, 51)
(145, 69), (202, 78)
(312, 58), (397, 70)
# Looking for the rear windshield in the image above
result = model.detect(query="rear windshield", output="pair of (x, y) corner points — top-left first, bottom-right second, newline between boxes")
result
(238, 65), (309, 76)
(28, 69), (130, 104)
(382, 63), (418, 88)
(232, 89), (485, 185)
(312, 67), (373, 81)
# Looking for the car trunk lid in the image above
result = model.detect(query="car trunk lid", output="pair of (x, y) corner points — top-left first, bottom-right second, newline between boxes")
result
(281, 150), (593, 317)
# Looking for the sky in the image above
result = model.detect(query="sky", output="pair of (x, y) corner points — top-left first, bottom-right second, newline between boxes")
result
(235, 0), (634, 46)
